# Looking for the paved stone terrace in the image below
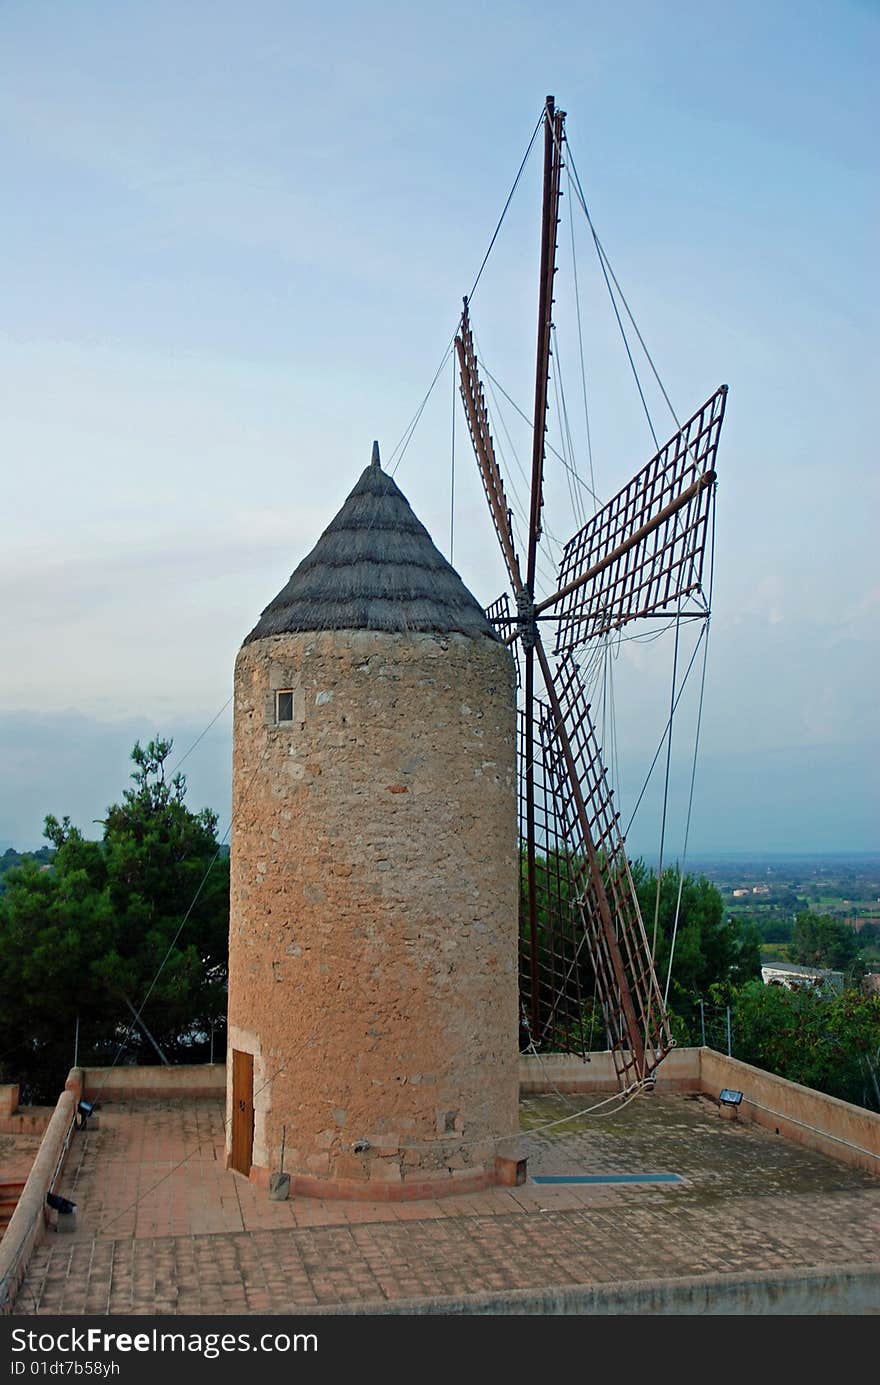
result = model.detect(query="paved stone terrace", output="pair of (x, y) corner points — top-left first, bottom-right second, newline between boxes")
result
(14, 1093), (880, 1314)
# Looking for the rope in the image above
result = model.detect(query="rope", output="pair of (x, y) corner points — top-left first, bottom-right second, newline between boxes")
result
(564, 137), (711, 523)
(168, 693), (233, 779)
(477, 344), (563, 591)
(640, 603), (683, 1058)
(523, 1079), (651, 1134)
(564, 150), (660, 452)
(663, 484), (718, 1008)
(475, 403), (557, 593)
(651, 609), (683, 959)
(550, 326), (588, 533)
(466, 111), (543, 306)
(583, 213), (682, 433)
(480, 361), (601, 505)
(388, 108), (543, 478)
(88, 739), (271, 1105)
(388, 341), (454, 475)
(623, 621), (708, 839)
(566, 164), (598, 514)
(562, 133), (686, 458)
(6, 690), (238, 1117)
(608, 636), (622, 801)
(93, 1061), (289, 1235)
(551, 337), (579, 530)
(449, 348), (456, 563)
(520, 1036), (581, 1107)
(663, 615), (712, 1009)
(6, 693), (238, 1080)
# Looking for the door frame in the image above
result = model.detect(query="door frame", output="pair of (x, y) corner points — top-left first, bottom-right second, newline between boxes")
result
(230, 1048), (255, 1176)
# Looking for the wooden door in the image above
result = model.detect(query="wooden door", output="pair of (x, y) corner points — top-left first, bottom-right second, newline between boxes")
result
(230, 1049), (254, 1175)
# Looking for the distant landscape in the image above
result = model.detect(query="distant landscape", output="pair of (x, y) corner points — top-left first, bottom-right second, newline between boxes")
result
(686, 852), (880, 970)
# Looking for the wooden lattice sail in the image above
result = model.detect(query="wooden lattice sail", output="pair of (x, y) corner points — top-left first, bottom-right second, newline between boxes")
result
(549, 388), (727, 652)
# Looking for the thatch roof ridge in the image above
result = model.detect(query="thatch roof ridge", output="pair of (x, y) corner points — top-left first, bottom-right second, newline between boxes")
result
(244, 445), (497, 643)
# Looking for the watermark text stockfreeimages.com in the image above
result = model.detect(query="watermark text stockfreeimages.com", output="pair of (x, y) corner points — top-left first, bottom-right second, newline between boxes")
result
(10, 1328), (316, 1364)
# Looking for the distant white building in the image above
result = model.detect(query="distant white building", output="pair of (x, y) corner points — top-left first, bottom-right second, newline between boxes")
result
(761, 963), (844, 993)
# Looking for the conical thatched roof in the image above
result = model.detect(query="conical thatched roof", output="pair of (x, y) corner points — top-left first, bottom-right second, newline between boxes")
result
(244, 443), (497, 644)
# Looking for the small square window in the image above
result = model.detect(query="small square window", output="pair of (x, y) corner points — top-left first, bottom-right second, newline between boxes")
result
(275, 690), (294, 724)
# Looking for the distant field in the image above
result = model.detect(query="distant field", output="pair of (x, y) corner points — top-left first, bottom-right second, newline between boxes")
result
(759, 943), (793, 963)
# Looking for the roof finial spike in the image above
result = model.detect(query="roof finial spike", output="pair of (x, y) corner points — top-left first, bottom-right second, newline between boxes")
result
(371, 439), (381, 469)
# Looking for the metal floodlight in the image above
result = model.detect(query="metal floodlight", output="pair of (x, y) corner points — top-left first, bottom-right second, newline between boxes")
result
(719, 1088), (743, 1107)
(76, 1098), (95, 1128)
(46, 1192), (76, 1215)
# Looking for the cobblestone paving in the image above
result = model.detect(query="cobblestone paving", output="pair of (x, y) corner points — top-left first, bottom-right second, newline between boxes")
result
(15, 1094), (880, 1314)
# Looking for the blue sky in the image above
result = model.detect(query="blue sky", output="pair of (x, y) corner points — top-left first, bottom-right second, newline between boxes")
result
(0, 0), (876, 856)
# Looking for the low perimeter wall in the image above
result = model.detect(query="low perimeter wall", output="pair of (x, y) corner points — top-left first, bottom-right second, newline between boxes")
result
(519, 1047), (701, 1094)
(320, 1263), (880, 1316)
(0, 1084), (54, 1137)
(700, 1049), (880, 1177)
(81, 1064), (227, 1102)
(0, 1069), (82, 1315)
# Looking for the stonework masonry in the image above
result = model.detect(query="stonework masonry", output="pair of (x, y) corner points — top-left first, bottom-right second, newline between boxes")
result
(226, 628), (519, 1196)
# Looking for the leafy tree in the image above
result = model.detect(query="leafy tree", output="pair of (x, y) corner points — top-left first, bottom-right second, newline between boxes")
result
(630, 861), (762, 1036)
(792, 910), (864, 977)
(0, 739), (228, 1100)
(776, 888), (806, 913)
(731, 981), (880, 1110)
(0, 845), (54, 893)
(751, 913), (794, 945)
(735, 921), (763, 986)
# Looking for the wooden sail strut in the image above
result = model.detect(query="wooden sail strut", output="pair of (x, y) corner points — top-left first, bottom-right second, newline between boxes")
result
(535, 468), (716, 617)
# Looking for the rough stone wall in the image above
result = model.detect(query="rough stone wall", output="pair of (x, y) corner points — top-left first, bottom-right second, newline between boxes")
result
(226, 629), (519, 1192)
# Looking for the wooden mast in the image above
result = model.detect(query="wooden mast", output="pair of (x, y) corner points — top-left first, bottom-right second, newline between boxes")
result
(523, 95), (565, 1040)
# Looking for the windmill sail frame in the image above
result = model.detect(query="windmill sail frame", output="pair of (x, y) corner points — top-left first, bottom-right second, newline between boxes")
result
(548, 386), (727, 653)
(461, 96), (725, 1087)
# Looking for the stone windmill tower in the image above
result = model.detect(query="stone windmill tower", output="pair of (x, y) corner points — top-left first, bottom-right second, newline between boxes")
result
(226, 443), (521, 1198)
